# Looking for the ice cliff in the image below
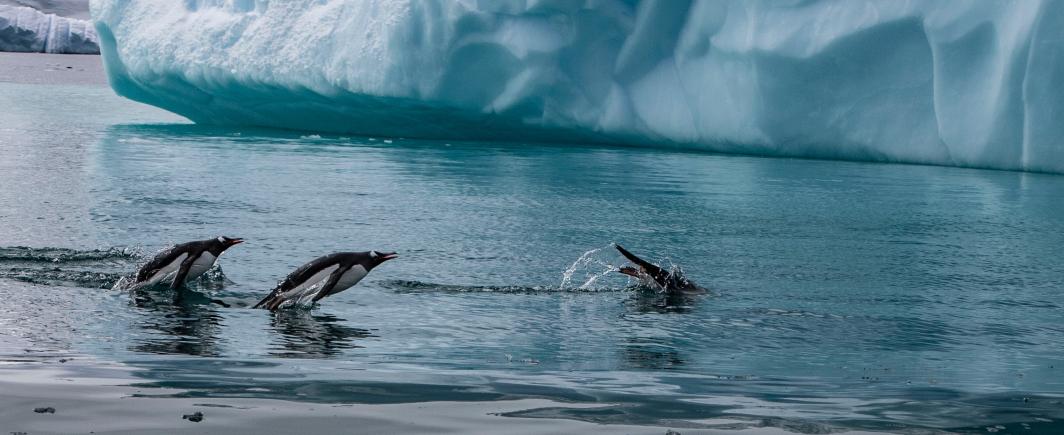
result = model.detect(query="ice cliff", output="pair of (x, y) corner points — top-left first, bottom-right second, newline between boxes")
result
(0, 1), (90, 20)
(1, 4), (97, 53)
(91, 0), (1064, 173)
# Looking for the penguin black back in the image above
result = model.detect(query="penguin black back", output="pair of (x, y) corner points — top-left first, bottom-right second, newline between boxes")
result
(134, 236), (243, 288)
(254, 251), (398, 311)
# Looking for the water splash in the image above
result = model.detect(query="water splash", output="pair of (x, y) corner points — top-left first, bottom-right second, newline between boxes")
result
(382, 245), (661, 294)
(559, 245), (621, 290)
(290, 279), (329, 308)
(110, 274), (136, 291)
(561, 245), (696, 294)
(111, 264), (233, 292)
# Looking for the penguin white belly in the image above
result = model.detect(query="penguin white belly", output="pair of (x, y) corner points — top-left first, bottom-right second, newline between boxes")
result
(145, 253), (188, 285)
(279, 265), (338, 303)
(187, 252), (217, 281)
(330, 265), (367, 295)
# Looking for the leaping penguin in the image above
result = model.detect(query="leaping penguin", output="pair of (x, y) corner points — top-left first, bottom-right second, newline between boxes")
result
(615, 244), (705, 294)
(134, 236), (244, 290)
(253, 251), (398, 311)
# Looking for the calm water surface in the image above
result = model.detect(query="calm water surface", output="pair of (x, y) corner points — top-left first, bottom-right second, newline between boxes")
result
(2, 82), (1064, 433)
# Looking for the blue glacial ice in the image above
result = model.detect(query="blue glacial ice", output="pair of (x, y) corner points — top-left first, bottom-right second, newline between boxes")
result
(0, 1), (91, 20)
(92, 0), (1064, 173)
(1, 4), (97, 53)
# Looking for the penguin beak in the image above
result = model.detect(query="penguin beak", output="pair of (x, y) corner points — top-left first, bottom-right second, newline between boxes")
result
(380, 252), (398, 261)
(228, 238), (245, 246)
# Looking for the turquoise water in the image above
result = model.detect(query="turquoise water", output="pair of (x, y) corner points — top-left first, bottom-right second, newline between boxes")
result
(2, 82), (1064, 433)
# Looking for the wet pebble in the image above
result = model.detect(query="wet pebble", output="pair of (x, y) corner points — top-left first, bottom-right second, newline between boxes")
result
(34, 406), (55, 414)
(183, 411), (204, 422)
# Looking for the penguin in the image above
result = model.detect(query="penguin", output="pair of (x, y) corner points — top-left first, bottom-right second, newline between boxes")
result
(253, 251), (398, 311)
(615, 244), (705, 294)
(134, 236), (244, 290)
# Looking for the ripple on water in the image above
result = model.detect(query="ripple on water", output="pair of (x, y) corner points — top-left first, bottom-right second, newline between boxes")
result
(4, 87), (1064, 433)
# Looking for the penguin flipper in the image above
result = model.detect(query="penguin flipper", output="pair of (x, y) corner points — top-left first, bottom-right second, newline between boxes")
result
(134, 245), (180, 283)
(253, 268), (343, 311)
(311, 267), (346, 303)
(169, 255), (196, 290)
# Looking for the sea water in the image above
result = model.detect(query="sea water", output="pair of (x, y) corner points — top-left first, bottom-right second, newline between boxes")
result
(1, 82), (1064, 433)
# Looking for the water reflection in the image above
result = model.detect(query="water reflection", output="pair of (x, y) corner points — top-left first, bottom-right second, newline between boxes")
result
(268, 311), (373, 359)
(622, 336), (685, 370)
(128, 288), (224, 357)
(623, 290), (697, 314)
(618, 290), (696, 369)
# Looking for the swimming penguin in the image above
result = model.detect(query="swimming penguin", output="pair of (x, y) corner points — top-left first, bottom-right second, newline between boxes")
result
(253, 251), (398, 311)
(134, 236), (244, 290)
(615, 244), (705, 294)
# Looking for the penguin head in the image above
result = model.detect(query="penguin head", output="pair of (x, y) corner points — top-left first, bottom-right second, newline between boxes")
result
(367, 250), (398, 268)
(215, 236), (245, 251)
(617, 266), (644, 278)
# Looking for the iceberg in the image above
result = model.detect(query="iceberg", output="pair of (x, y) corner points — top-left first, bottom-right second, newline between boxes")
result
(0, 0), (91, 20)
(91, 0), (1064, 173)
(1, 4), (97, 53)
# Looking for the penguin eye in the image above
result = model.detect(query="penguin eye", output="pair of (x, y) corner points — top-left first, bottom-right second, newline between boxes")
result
(370, 251), (379, 258)
(217, 236), (225, 243)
